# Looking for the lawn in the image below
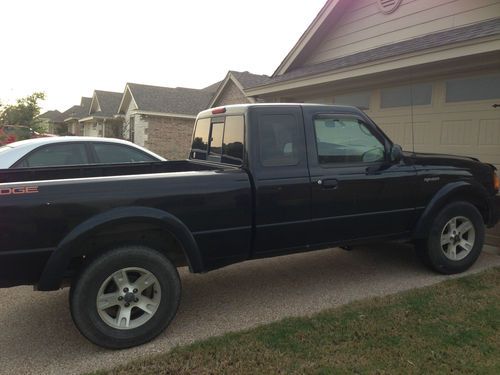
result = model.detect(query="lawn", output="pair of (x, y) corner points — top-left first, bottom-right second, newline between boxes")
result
(92, 268), (500, 375)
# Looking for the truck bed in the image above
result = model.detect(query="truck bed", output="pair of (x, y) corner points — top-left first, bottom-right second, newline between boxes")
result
(0, 160), (221, 183)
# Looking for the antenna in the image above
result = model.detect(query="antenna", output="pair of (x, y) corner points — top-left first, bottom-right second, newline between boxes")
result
(409, 67), (416, 156)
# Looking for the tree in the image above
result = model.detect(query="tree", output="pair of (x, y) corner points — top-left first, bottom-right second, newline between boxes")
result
(0, 92), (46, 140)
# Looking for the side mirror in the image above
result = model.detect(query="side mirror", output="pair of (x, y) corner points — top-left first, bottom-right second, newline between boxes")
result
(390, 144), (403, 163)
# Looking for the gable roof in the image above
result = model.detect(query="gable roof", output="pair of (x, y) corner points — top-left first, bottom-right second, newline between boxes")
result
(38, 110), (64, 122)
(89, 90), (123, 118)
(250, 18), (500, 89)
(208, 71), (270, 107)
(62, 97), (92, 121)
(120, 83), (217, 117)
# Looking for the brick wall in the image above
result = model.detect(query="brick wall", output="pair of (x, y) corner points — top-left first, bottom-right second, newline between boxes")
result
(213, 80), (252, 106)
(144, 115), (194, 160)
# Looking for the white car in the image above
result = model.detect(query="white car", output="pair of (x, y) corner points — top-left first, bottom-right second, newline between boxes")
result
(0, 137), (166, 169)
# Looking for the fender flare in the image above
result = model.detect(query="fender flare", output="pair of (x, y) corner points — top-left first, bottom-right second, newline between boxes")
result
(412, 181), (489, 239)
(37, 206), (203, 291)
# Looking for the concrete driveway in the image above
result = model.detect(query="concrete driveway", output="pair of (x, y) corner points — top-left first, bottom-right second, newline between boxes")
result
(1, 244), (499, 375)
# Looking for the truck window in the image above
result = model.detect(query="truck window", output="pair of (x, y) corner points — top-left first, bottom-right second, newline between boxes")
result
(314, 117), (385, 164)
(191, 118), (210, 160)
(190, 116), (244, 165)
(208, 122), (224, 159)
(221, 116), (244, 165)
(258, 114), (299, 167)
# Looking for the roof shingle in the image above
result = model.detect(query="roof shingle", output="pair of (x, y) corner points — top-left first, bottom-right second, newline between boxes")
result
(91, 91), (122, 118)
(127, 83), (216, 116)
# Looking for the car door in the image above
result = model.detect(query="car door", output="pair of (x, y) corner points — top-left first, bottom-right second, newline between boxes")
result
(303, 108), (417, 246)
(250, 106), (312, 255)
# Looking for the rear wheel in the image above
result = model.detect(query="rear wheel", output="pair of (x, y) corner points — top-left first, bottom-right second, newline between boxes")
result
(70, 245), (181, 349)
(416, 201), (484, 274)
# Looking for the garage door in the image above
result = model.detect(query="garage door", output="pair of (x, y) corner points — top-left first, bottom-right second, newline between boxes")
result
(369, 73), (500, 171)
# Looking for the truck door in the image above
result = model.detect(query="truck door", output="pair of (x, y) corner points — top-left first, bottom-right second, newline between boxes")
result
(303, 108), (417, 245)
(249, 106), (311, 255)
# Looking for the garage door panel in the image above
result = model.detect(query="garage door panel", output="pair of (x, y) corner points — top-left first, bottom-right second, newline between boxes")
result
(440, 119), (479, 146)
(479, 119), (500, 145)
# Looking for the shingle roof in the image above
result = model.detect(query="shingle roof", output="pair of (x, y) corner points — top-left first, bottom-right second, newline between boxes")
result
(251, 18), (500, 88)
(92, 91), (122, 117)
(38, 110), (65, 122)
(203, 80), (223, 92)
(62, 97), (92, 121)
(230, 71), (270, 89)
(127, 83), (215, 116)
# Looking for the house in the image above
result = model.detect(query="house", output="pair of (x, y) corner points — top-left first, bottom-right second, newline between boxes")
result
(62, 97), (92, 136)
(244, 0), (500, 245)
(79, 91), (123, 138)
(37, 110), (65, 134)
(208, 71), (270, 107)
(116, 83), (218, 159)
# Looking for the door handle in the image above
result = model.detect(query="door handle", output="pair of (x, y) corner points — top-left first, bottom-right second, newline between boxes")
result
(317, 178), (338, 189)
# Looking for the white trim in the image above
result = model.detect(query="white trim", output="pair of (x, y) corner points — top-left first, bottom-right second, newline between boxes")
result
(117, 84), (139, 114)
(273, 0), (342, 76)
(89, 92), (100, 116)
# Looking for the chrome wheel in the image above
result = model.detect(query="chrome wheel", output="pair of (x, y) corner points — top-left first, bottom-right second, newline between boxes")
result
(96, 267), (161, 330)
(440, 216), (475, 261)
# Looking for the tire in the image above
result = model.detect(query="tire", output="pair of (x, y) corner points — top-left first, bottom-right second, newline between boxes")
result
(416, 201), (484, 274)
(70, 245), (181, 349)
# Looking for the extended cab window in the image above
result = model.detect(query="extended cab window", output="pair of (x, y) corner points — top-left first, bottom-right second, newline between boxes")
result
(314, 116), (385, 164)
(190, 116), (244, 166)
(258, 114), (299, 167)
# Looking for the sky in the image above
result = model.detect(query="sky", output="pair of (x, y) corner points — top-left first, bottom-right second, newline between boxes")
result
(0, 0), (326, 113)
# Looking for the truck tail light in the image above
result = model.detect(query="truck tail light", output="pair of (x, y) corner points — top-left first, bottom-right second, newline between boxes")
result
(211, 107), (226, 115)
(494, 172), (499, 193)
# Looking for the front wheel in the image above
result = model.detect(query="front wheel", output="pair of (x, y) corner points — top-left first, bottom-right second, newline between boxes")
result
(416, 201), (484, 274)
(70, 245), (181, 349)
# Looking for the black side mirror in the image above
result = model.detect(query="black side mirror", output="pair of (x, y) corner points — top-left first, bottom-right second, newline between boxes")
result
(390, 144), (403, 162)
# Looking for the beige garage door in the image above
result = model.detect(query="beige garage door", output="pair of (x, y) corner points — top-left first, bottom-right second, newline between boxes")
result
(368, 74), (500, 171)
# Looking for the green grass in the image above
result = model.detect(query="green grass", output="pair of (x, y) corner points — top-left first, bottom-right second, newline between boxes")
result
(92, 268), (500, 375)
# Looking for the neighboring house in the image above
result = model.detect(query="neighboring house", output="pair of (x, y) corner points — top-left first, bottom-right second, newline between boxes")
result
(208, 71), (270, 107)
(37, 110), (65, 134)
(116, 83), (217, 159)
(62, 97), (92, 136)
(245, 0), (500, 246)
(79, 91), (123, 138)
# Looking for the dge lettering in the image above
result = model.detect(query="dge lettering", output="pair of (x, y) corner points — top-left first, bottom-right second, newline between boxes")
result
(0, 186), (39, 195)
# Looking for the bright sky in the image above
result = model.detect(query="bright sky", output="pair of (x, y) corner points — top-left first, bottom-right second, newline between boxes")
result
(0, 0), (326, 113)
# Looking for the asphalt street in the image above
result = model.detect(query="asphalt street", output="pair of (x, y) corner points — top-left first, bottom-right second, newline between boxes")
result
(1, 244), (499, 375)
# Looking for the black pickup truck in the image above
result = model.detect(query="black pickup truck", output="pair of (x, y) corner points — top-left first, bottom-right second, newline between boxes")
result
(0, 104), (498, 348)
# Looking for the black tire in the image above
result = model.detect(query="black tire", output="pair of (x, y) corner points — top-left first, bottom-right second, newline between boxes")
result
(70, 245), (181, 349)
(416, 201), (484, 274)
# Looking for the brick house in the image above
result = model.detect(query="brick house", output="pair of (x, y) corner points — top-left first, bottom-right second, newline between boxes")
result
(79, 91), (123, 138)
(116, 83), (219, 159)
(62, 97), (92, 136)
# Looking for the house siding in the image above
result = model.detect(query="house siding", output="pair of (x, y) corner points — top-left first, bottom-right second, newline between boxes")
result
(144, 115), (194, 160)
(304, 0), (500, 66)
